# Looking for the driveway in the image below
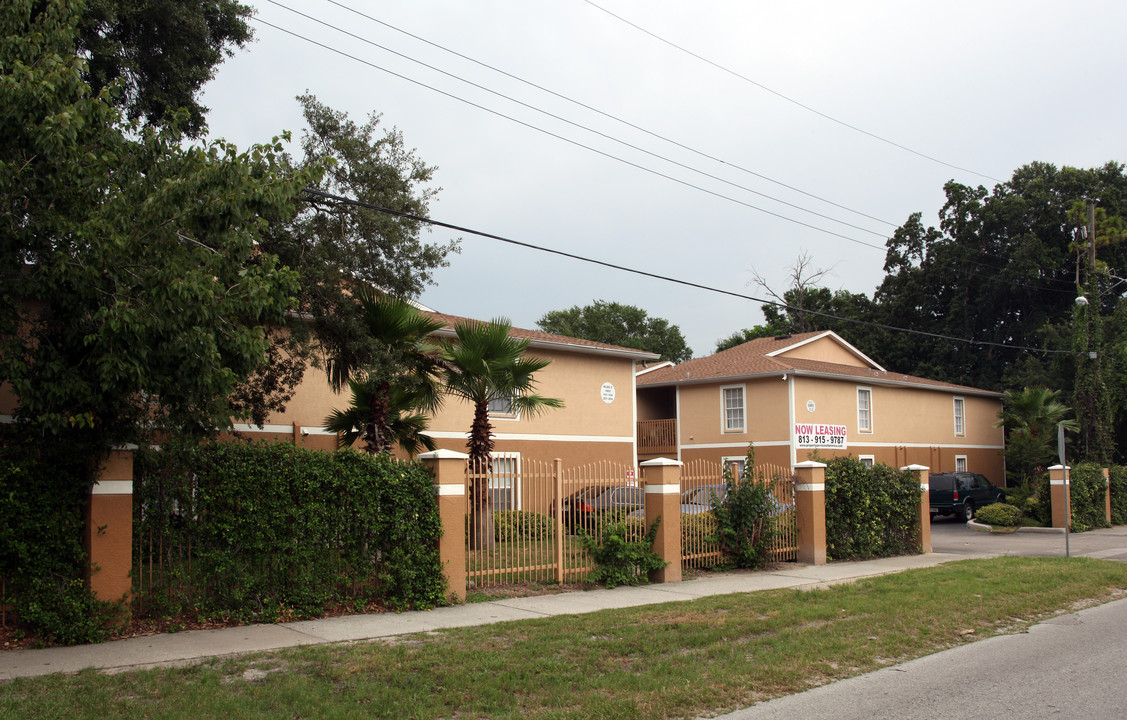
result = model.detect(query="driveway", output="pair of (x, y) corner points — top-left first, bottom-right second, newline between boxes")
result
(929, 515), (1127, 563)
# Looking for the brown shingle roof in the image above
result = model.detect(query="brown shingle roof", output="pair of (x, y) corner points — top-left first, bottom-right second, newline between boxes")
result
(425, 311), (660, 360)
(637, 331), (999, 396)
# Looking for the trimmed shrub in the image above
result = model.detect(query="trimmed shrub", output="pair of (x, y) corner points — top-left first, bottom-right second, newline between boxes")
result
(135, 441), (446, 621)
(1069, 463), (1111, 533)
(0, 443), (118, 644)
(1110, 466), (1127, 526)
(824, 457), (921, 560)
(975, 502), (1022, 527)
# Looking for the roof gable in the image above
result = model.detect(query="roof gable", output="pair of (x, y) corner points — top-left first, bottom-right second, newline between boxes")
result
(765, 331), (884, 371)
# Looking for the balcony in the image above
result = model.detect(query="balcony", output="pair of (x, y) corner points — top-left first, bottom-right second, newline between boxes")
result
(637, 418), (677, 456)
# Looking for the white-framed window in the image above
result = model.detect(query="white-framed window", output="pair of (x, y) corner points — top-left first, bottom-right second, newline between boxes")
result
(955, 455), (968, 473)
(721, 455), (746, 477)
(858, 455), (875, 468)
(857, 387), (873, 433)
(721, 385), (746, 433)
(488, 394), (518, 420)
(953, 397), (965, 437)
(489, 452), (521, 510)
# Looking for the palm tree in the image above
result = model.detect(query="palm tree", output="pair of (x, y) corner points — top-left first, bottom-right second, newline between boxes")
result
(437, 319), (563, 549)
(324, 379), (438, 457)
(325, 288), (444, 455)
(996, 386), (1078, 488)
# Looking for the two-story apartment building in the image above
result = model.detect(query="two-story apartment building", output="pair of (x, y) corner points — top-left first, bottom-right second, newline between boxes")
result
(636, 331), (1006, 483)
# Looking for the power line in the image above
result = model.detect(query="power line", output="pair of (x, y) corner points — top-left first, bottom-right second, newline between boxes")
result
(301, 187), (1077, 356)
(318, 0), (900, 230)
(254, 13), (1078, 298)
(585, 1), (1004, 184)
(263, 1), (889, 240)
(252, 15), (890, 253)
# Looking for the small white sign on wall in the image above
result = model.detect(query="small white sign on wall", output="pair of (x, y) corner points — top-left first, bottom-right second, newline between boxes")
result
(794, 423), (848, 449)
(600, 382), (616, 404)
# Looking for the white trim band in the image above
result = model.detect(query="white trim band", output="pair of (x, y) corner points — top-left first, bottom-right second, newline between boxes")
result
(1050, 479), (1070, 486)
(796, 483), (825, 492)
(91, 480), (133, 495)
(434, 484), (466, 496)
(920, 483), (929, 491)
(644, 484), (680, 495)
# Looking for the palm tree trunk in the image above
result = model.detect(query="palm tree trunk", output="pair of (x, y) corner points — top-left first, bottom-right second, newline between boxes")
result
(468, 402), (496, 550)
(363, 380), (393, 455)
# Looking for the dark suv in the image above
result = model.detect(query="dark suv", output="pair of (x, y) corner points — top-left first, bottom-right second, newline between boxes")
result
(929, 472), (1006, 522)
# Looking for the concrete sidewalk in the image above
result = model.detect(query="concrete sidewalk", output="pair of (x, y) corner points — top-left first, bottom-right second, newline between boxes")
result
(0, 552), (990, 681)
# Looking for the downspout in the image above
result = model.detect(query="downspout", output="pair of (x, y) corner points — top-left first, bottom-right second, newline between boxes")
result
(787, 374), (797, 468)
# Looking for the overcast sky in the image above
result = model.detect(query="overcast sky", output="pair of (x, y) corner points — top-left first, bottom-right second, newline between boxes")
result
(200, 0), (1127, 358)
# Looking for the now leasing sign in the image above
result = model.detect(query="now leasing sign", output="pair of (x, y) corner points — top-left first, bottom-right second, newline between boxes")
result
(794, 423), (849, 449)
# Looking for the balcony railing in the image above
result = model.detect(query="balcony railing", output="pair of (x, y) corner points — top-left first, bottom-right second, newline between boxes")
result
(637, 418), (677, 455)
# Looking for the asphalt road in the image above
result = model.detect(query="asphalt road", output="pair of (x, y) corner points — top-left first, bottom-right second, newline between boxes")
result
(715, 520), (1127, 720)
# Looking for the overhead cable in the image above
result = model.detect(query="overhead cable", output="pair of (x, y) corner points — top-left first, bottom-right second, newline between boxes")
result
(301, 187), (1077, 356)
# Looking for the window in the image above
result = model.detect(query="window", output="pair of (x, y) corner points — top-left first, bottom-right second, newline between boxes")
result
(488, 394), (517, 419)
(857, 387), (873, 433)
(489, 453), (521, 510)
(953, 397), (965, 436)
(858, 455), (875, 468)
(722, 385), (745, 432)
(955, 455), (968, 473)
(721, 456), (746, 476)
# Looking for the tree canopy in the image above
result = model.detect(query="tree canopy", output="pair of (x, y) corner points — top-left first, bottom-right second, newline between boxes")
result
(1, 1), (315, 452)
(536, 300), (692, 363)
(76, 0), (254, 137)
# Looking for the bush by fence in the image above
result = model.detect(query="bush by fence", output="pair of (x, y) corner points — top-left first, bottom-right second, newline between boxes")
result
(1068, 463), (1111, 532)
(0, 443), (116, 644)
(1111, 466), (1127, 526)
(135, 441), (446, 622)
(824, 457), (921, 560)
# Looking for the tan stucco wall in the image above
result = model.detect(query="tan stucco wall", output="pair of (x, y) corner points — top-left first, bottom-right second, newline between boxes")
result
(777, 336), (869, 367)
(672, 373), (1005, 483)
(248, 346), (640, 463)
(676, 377), (790, 447)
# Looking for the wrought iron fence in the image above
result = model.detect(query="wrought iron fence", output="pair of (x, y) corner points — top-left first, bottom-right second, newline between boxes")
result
(680, 459), (797, 570)
(465, 458), (644, 588)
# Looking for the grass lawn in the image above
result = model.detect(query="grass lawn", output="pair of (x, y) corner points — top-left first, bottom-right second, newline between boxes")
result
(4, 556), (1127, 719)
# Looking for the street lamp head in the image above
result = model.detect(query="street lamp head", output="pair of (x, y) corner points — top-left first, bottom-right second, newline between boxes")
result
(1075, 295), (1089, 306)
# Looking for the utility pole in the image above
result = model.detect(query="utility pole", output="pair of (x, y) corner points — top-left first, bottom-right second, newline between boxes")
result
(1088, 201), (1097, 275)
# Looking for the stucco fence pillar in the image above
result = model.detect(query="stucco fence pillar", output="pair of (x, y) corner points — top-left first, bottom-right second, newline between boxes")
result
(86, 448), (134, 617)
(418, 449), (469, 603)
(1049, 465), (1071, 530)
(901, 464), (932, 554)
(640, 458), (682, 583)
(793, 461), (827, 566)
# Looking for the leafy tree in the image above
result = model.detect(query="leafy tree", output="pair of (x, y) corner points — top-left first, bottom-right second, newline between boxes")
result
(995, 387), (1078, 488)
(876, 163), (1127, 391)
(437, 320), (563, 548)
(259, 94), (458, 386)
(76, 0), (254, 137)
(322, 289), (445, 456)
(1, 0), (315, 454)
(536, 300), (692, 362)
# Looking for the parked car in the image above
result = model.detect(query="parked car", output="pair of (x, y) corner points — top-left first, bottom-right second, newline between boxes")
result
(550, 484), (644, 532)
(929, 472), (1006, 522)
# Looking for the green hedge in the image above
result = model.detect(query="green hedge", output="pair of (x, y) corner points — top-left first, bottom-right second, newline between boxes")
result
(0, 444), (116, 644)
(1068, 463), (1111, 533)
(1111, 466), (1127, 526)
(975, 502), (1022, 527)
(492, 510), (554, 542)
(135, 441), (446, 621)
(824, 456), (921, 560)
